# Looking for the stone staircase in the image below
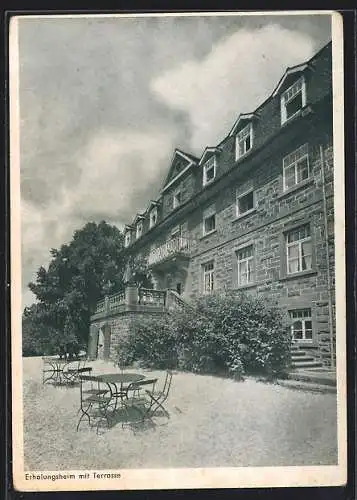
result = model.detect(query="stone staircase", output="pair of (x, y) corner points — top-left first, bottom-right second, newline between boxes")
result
(279, 345), (337, 394)
(291, 345), (323, 370)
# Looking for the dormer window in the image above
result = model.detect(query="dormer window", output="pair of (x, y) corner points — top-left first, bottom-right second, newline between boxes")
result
(203, 156), (216, 186)
(124, 232), (131, 248)
(136, 221), (143, 239)
(149, 207), (158, 228)
(235, 123), (253, 161)
(173, 189), (181, 209)
(281, 76), (306, 124)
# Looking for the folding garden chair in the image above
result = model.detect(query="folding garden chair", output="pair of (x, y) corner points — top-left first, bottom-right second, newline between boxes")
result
(76, 375), (112, 433)
(121, 378), (158, 430)
(145, 371), (173, 419)
(63, 359), (90, 385)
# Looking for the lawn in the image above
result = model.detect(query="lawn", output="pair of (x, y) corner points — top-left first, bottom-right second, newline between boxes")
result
(22, 357), (338, 470)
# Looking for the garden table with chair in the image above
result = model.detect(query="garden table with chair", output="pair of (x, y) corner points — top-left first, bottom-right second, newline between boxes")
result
(95, 373), (146, 410)
(42, 356), (88, 385)
(76, 371), (174, 433)
(76, 372), (147, 433)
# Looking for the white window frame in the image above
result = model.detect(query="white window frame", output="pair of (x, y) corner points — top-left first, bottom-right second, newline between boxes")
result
(203, 156), (216, 186)
(173, 189), (181, 209)
(236, 189), (255, 217)
(124, 232), (131, 248)
(237, 245), (254, 286)
(235, 122), (253, 161)
(136, 221), (143, 239)
(203, 210), (216, 236)
(202, 261), (214, 294)
(286, 224), (312, 275)
(289, 308), (313, 342)
(149, 207), (158, 229)
(281, 76), (306, 124)
(283, 144), (310, 191)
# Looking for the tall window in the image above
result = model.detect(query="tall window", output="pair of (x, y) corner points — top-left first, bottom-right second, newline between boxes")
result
(283, 144), (310, 190)
(173, 189), (181, 209)
(237, 245), (254, 286)
(286, 224), (312, 274)
(236, 190), (254, 216)
(149, 207), (158, 228)
(203, 156), (216, 185)
(235, 123), (253, 160)
(136, 221), (143, 239)
(203, 261), (214, 294)
(203, 206), (216, 236)
(281, 77), (306, 124)
(290, 309), (313, 342)
(124, 232), (131, 248)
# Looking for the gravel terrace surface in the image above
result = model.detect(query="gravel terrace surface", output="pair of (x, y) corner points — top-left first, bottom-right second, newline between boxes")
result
(22, 357), (338, 470)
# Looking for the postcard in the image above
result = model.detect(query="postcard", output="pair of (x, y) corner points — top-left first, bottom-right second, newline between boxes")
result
(10, 10), (347, 492)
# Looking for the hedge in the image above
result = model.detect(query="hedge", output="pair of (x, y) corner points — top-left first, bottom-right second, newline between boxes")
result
(116, 291), (292, 379)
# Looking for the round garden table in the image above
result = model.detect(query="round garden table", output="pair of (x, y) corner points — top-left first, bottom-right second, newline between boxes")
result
(42, 357), (85, 385)
(96, 373), (145, 410)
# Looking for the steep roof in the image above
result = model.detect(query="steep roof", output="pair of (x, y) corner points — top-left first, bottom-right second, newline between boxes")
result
(161, 148), (198, 193)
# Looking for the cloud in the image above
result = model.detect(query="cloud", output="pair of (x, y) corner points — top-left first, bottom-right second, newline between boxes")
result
(67, 127), (175, 222)
(151, 24), (317, 150)
(20, 128), (175, 305)
(18, 17), (330, 307)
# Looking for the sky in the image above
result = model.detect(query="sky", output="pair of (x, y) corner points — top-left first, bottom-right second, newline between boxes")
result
(16, 12), (332, 307)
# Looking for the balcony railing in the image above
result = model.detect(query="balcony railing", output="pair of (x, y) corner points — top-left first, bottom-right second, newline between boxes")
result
(94, 291), (125, 314)
(138, 288), (166, 306)
(148, 237), (192, 267)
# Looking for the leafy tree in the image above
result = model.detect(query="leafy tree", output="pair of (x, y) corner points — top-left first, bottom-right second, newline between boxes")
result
(26, 221), (126, 354)
(124, 254), (153, 288)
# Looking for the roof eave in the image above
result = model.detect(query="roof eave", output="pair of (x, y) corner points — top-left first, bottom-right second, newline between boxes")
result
(272, 63), (309, 97)
(229, 113), (258, 137)
(198, 147), (222, 166)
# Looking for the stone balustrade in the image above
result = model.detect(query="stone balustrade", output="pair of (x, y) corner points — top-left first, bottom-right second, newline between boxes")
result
(148, 237), (191, 266)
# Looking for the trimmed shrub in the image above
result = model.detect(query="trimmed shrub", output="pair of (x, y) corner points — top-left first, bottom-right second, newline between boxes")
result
(118, 313), (178, 369)
(116, 291), (291, 379)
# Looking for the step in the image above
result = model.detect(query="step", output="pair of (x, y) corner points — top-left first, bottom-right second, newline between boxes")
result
(292, 360), (323, 369)
(278, 379), (336, 394)
(291, 355), (315, 362)
(291, 350), (308, 358)
(291, 344), (316, 350)
(289, 370), (336, 387)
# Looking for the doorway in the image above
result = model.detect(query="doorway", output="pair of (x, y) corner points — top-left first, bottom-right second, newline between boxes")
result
(97, 324), (111, 360)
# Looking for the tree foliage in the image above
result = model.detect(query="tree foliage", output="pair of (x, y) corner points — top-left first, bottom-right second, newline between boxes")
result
(23, 221), (126, 356)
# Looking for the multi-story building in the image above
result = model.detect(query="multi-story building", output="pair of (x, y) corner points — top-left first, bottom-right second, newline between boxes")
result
(89, 41), (335, 367)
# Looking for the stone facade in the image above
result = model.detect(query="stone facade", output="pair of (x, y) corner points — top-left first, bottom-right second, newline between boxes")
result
(91, 42), (336, 366)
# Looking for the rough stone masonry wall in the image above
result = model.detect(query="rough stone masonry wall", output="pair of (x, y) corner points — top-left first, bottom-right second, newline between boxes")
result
(89, 309), (165, 361)
(187, 133), (335, 366)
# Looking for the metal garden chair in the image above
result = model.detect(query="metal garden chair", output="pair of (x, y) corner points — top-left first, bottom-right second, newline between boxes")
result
(145, 370), (173, 419)
(76, 374), (112, 433)
(121, 378), (158, 430)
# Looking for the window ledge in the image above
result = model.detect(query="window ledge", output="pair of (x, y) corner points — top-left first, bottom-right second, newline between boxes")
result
(281, 105), (313, 128)
(232, 283), (257, 291)
(203, 178), (216, 188)
(235, 148), (253, 165)
(200, 229), (217, 241)
(277, 178), (314, 200)
(280, 269), (317, 282)
(232, 208), (257, 223)
(292, 341), (318, 349)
